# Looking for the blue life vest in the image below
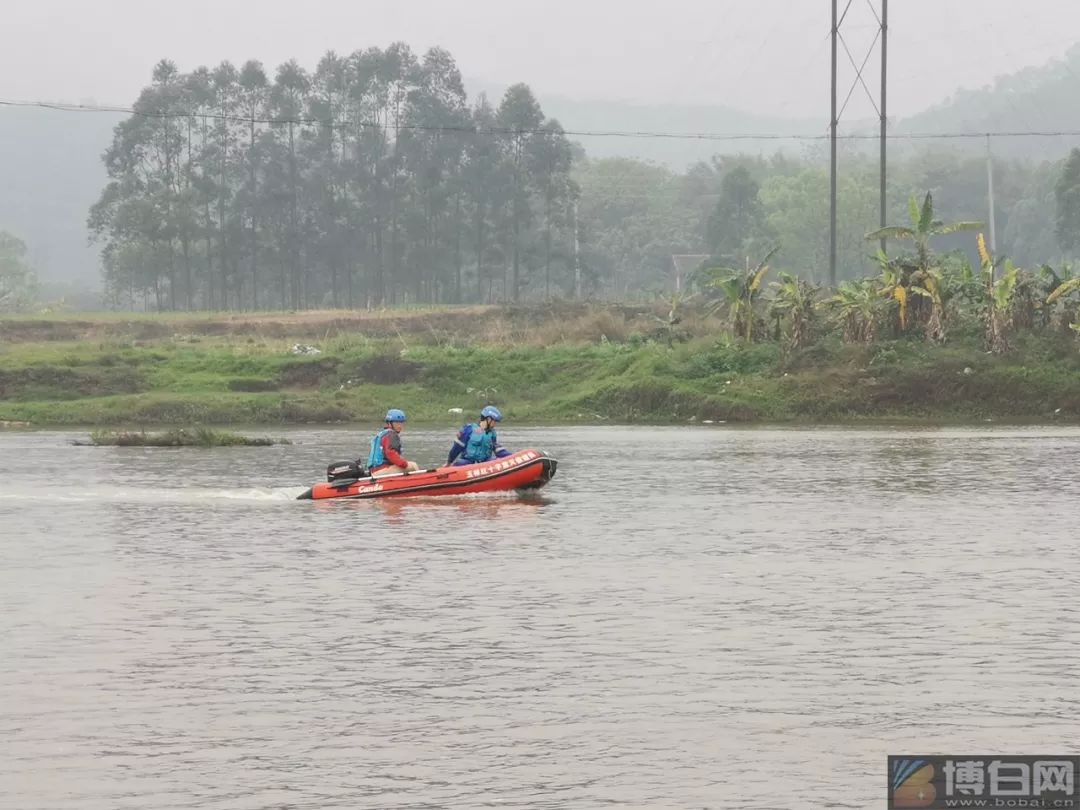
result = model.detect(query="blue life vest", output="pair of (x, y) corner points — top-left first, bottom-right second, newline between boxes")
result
(367, 428), (392, 467)
(462, 423), (497, 462)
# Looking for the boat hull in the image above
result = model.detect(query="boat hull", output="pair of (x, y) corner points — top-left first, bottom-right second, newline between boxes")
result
(297, 448), (557, 501)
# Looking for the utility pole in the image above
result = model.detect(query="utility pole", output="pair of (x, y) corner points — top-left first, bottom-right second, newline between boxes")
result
(879, 0), (888, 254)
(830, 0), (838, 287)
(986, 134), (997, 254)
(830, 0), (887, 283)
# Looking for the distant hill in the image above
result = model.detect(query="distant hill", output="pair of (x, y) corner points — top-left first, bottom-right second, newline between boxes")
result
(465, 77), (822, 167)
(895, 43), (1080, 160)
(0, 105), (115, 288)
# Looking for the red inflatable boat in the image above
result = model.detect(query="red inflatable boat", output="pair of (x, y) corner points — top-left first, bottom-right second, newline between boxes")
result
(297, 448), (557, 501)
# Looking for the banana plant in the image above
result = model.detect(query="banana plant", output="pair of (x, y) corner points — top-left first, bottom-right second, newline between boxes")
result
(910, 267), (948, 342)
(1046, 276), (1080, 305)
(822, 278), (881, 344)
(866, 192), (982, 271)
(650, 289), (697, 345)
(1047, 275), (1080, 337)
(695, 246), (779, 341)
(877, 260), (910, 331)
(941, 254), (983, 321)
(653, 289), (696, 327)
(873, 249), (937, 334)
(979, 233), (1017, 354)
(1009, 267), (1040, 330)
(769, 271), (819, 350)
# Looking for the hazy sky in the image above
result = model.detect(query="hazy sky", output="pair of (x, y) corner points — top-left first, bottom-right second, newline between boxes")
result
(5, 0), (1080, 124)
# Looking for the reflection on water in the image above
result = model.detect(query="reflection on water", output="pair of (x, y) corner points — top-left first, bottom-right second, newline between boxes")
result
(1, 425), (1079, 809)
(314, 492), (555, 524)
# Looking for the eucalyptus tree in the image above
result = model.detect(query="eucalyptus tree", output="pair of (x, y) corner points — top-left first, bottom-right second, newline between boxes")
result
(496, 84), (543, 302)
(237, 60), (268, 308)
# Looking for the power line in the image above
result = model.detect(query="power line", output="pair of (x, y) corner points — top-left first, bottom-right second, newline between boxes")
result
(3, 97), (1080, 142)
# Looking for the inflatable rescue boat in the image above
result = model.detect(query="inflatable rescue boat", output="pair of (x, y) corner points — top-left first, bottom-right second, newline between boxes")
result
(296, 448), (557, 501)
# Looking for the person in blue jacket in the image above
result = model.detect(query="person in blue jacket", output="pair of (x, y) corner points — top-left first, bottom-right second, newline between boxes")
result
(367, 408), (420, 476)
(447, 406), (512, 466)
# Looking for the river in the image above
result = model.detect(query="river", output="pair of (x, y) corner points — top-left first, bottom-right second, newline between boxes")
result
(1, 425), (1078, 809)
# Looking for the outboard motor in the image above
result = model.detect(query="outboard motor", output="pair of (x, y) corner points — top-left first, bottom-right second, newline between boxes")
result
(326, 460), (366, 484)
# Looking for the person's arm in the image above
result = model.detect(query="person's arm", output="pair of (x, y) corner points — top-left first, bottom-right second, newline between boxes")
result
(492, 429), (511, 458)
(447, 424), (470, 464)
(381, 431), (409, 468)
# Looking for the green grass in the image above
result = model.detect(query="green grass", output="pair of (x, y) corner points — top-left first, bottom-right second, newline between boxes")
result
(1, 311), (1078, 426)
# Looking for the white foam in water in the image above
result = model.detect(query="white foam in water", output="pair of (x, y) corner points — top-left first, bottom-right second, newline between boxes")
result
(0, 484), (550, 505)
(207, 487), (309, 501)
(0, 486), (308, 504)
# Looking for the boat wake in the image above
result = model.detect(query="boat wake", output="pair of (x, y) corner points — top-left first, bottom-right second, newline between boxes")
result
(0, 485), (309, 504)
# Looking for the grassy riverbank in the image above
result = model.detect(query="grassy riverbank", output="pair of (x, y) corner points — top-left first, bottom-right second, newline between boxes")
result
(1, 304), (1078, 426)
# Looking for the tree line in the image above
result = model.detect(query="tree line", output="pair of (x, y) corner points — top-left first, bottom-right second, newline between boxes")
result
(89, 45), (577, 310)
(573, 145), (1080, 301)
(84, 41), (1080, 313)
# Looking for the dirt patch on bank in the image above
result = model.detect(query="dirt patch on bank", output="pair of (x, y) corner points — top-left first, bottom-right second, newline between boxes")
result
(0, 303), (663, 345)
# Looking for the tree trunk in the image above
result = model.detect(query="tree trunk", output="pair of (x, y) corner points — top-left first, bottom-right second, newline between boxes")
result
(218, 108), (229, 311)
(475, 202), (485, 304)
(288, 121), (299, 310)
(183, 117), (194, 310)
(326, 118), (339, 309)
(573, 199), (581, 300)
(512, 212), (520, 303)
(181, 236), (193, 311)
(279, 251), (287, 310)
(249, 110), (258, 311)
(202, 115), (215, 310)
(167, 244), (177, 311)
(390, 181), (400, 307)
(204, 201), (214, 310)
(153, 248), (163, 312)
(986, 309), (1010, 354)
(346, 257), (354, 310)
(370, 123), (385, 307)
(374, 221), (385, 307)
(419, 189), (433, 304)
(544, 192), (552, 301)
(925, 303), (946, 343)
(162, 106), (175, 313)
(454, 193), (463, 305)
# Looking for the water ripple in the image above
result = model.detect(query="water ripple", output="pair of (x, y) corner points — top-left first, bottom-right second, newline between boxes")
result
(1, 425), (1079, 808)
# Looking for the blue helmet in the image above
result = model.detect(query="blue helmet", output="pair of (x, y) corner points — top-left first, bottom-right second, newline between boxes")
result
(385, 408), (407, 423)
(480, 405), (502, 422)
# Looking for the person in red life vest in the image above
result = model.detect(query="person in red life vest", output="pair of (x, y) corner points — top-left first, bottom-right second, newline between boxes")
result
(447, 405), (513, 465)
(367, 408), (420, 477)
